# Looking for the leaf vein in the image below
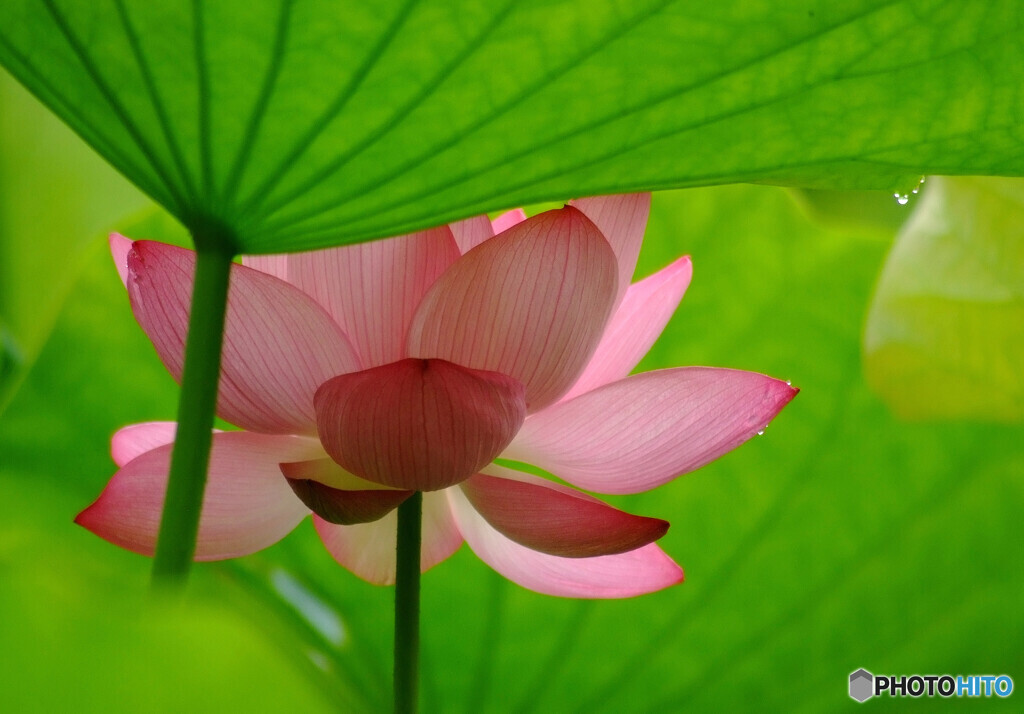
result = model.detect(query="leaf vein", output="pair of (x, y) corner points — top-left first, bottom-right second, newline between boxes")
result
(40, 0), (186, 214)
(221, 0), (295, 207)
(113, 0), (199, 207)
(249, 0), (518, 224)
(260, 0), (895, 235)
(236, 0), (422, 218)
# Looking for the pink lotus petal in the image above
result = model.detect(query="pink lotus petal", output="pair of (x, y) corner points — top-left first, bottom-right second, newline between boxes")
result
(490, 208), (527, 235)
(111, 421), (178, 467)
(127, 240), (361, 434)
(315, 358), (526, 491)
(285, 228), (459, 367)
(461, 469), (668, 557)
(314, 491), (462, 585)
(449, 214), (493, 254)
(570, 193), (651, 307)
(110, 421), (226, 468)
(285, 477), (412, 525)
(76, 432), (320, 559)
(241, 254), (289, 281)
(505, 367), (798, 494)
(448, 487), (683, 598)
(408, 207), (618, 411)
(110, 233), (133, 287)
(561, 255), (692, 402)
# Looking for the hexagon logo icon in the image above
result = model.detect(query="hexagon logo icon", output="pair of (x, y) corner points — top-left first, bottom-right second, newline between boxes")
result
(849, 669), (874, 702)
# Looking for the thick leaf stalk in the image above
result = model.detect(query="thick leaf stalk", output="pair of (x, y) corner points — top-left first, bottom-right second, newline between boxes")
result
(394, 491), (423, 714)
(151, 244), (233, 587)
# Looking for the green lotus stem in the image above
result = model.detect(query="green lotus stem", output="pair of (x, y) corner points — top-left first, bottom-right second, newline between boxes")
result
(394, 491), (423, 714)
(151, 243), (234, 587)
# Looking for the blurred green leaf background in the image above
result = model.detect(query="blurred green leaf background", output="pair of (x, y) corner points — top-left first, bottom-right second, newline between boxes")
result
(2, 51), (1022, 711)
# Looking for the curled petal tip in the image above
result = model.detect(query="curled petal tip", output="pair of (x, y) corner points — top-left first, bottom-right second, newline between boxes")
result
(775, 379), (801, 405)
(673, 566), (686, 587)
(73, 503), (97, 530)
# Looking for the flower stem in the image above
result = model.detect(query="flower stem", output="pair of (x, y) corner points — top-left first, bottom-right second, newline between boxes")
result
(394, 491), (423, 714)
(151, 243), (234, 588)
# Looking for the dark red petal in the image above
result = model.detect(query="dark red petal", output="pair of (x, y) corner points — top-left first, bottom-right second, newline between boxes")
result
(461, 471), (668, 558)
(284, 475), (413, 525)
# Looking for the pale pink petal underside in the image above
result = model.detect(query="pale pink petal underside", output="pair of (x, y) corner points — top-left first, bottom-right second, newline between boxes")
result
(449, 214), (493, 254)
(461, 470), (668, 557)
(561, 255), (692, 402)
(127, 240), (361, 434)
(490, 209), (527, 235)
(241, 254), (289, 281)
(570, 193), (651, 307)
(407, 207), (618, 412)
(315, 358), (526, 491)
(110, 421), (178, 467)
(506, 367), (798, 494)
(77, 432), (319, 559)
(277, 457), (388, 491)
(448, 487), (683, 598)
(110, 233), (133, 287)
(286, 228), (460, 367)
(314, 491), (462, 585)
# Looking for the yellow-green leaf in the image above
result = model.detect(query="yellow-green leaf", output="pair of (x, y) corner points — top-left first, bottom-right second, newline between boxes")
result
(865, 177), (1024, 421)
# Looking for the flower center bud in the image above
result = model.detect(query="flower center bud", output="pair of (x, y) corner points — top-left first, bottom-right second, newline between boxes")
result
(313, 358), (526, 491)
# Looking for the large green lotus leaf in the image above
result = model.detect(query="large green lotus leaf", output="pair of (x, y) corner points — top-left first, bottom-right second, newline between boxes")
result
(3, 184), (1020, 711)
(2, 1), (1023, 252)
(865, 176), (1024, 421)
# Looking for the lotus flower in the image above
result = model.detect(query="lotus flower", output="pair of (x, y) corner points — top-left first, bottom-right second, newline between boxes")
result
(77, 195), (796, 598)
